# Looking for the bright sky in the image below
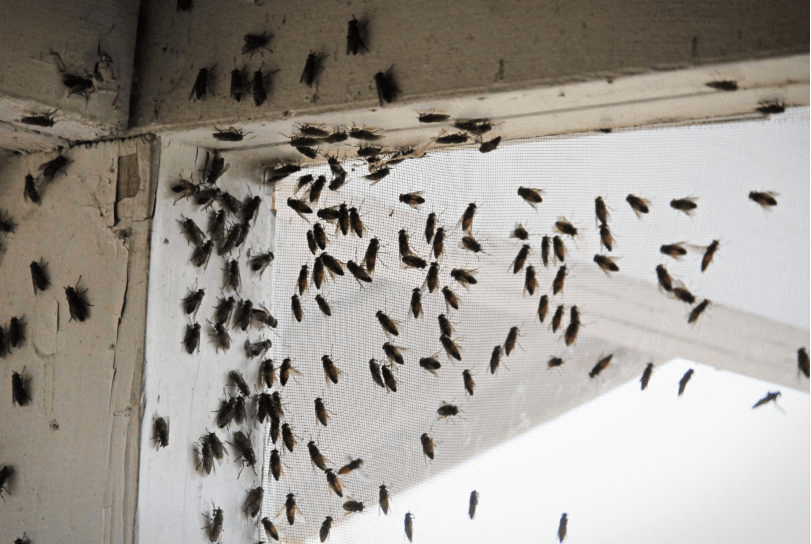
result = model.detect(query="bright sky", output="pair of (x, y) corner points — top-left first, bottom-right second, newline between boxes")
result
(312, 358), (810, 544)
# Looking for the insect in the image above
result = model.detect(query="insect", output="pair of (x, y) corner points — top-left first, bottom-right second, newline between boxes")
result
(14, 534), (31, 544)
(541, 236), (550, 267)
(369, 359), (386, 388)
(463, 369), (475, 395)
(209, 323), (231, 352)
(230, 66), (248, 101)
(437, 314), (455, 337)
(65, 280), (91, 322)
(20, 109), (58, 127)
(207, 210), (226, 244)
(673, 286), (696, 304)
(660, 243), (687, 260)
(23, 174), (40, 204)
(654, 264), (673, 292)
(594, 254), (619, 274)
(361, 237), (380, 273)
(407, 287), (424, 318)
(182, 287), (205, 316)
(442, 286), (460, 310)
(255, 392), (275, 423)
(314, 294), (332, 317)
(524, 265), (538, 295)
(553, 236), (566, 263)
(243, 486), (263, 518)
(405, 512), (414, 542)
(489, 345), (503, 374)
(205, 506), (223, 542)
(153, 416), (169, 448)
(262, 516), (280, 541)
(179, 216), (205, 246)
(451, 268), (478, 288)
(270, 418), (280, 444)
(400, 192), (425, 209)
(538, 294), (549, 322)
(287, 197), (313, 217)
(748, 191), (778, 209)
(468, 490), (479, 519)
(300, 51), (325, 87)
(222, 260), (241, 293)
(558, 513), (568, 542)
(189, 67), (212, 101)
(640, 362), (654, 391)
(0, 209), (16, 233)
(706, 80), (738, 91)
(279, 358), (300, 387)
(555, 218), (578, 238)
(454, 118), (492, 134)
(312, 256), (326, 290)
(312, 222), (329, 250)
(381, 363), (398, 392)
(252, 68), (274, 107)
(269, 449), (283, 481)
(190, 239), (214, 269)
(182, 322), (201, 354)
(678, 368), (694, 396)
(419, 356), (441, 376)
(595, 196), (609, 224)
(8, 317), (25, 349)
(248, 250), (274, 276)
(321, 253), (345, 276)
(320, 516), (334, 542)
(212, 126), (246, 141)
(421, 433), (435, 459)
(479, 135), (502, 153)
(419, 111), (450, 123)
(751, 390), (782, 409)
(552, 265), (567, 295)
(688, 299), (710, 324)
(242, 32), (273, 55)
(324, 129), (348, 143)
(564, 306), (580, 346)
(0, 465), (14, 499)
(375, 67), (399, 105)
(12, 370), (30, 406)
(590, 354), (613, 378)
(626, 194), (651, 217)
(799, 348), (810, 378)
(39, 154), (70, 182)
(402, 254), (428, 269)
(509, 224), (529, 241)
(670, 197), (698, 215)
(433, 227), (446, 259)
(233, 299), (253, 331)
(756, 101), (785, 114)
(458, 203), (478, 233)
(285, 493), (302, 525)
(216, 397), (235, 429)
(599, 224), (614, 251)
(314, 397), (330, 426)
(228, 370), (250, 397)
(701, 240), (720, 272)
(379, 485), (390, 514)
(382, 342), (406, 366)
(322, 355), (342, 384)
(295, 264), (309, 295)
(551, 305), (565, 333)
(306, 440), (329, 471)
(423, 261), (440, 293)
(548, 356), (564, 369)
(459, 235), (483, 254)
(347, 260), (373, 284)
(437, 401), (460, 419)
(291, 295), (303, 322)
(281, 423), (297, 452)
(343, 499), (365, 513)
(339, 458), (363, 475)
(436, 132), (468, 144)
(517, 186), (543, 207)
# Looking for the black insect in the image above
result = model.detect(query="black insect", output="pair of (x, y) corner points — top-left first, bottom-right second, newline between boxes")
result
(182, 322), (201, 354)
(242, 32), (272, 55)
(338, 458), (363, 475)
(8, 317), (25, 349)
(270, 418), (280, 444)
(12, 370), (30, 406)
(678, 368), (694, 396)
(553, 236), (566, 263)
(287, 197), (313, 217)
(479, 135), (501, 153)
(701, 240), (720, 272)
(262, 516), (280, 541)
(338, 204), (350, 235)
(421, 433), (435, 460)
(594, 254), (619, 274)
(402, 254), (428, 269)
(231, 430), (256, 467)
(24, 174), (40, 204)
(212, 127), (246, 141)
(182, 288), (205, 316)
(383, 342), (405, 365)
(437, 401), (460, 419)
(209, 323), (231, 352)
(343, 499), (365, 513)
(706, 80), (738, 91)
(456, 203), (477, 234)
(600, 224), (614, 251)
(347, 260), (373, 284)
(672, 286), (696, 305)
(422, 261), (439, 293)
(626, 194), (651, 217)
(551, 304), (565, 333)
(313, 294), (332, 317)
(322, 253), (345, 276)
(205, 506), (223, 542)
(552, 265), (567, 295)
(400, 192), (425, 209)
(799, 348), (810, 378)
(405, 512), (414, 542)
(670, 197), (698, 215)
(65, 280), (91, 322)
(380, 485), (390, 514)
(490, 345), (502, 374)
(291, 295), (303, 322)
(461, 235), (483, 253)
(688, 299), (710, 324)
(320, 515), (334, 542)
(442, 286), (460, 310)
(405, 287), (423, 319)
(750, 390), (783, 410)
(226, 370), (250, 397)
(153, 416), (169, 448)
(20, 109), (57, 127)
(242, 486), (263, 518)
(312, 256), (326, 290)
(322, 355), (342, 384)
(547, 356), (564, 369)
(306, 229), (318, 254)
(252, 68), (273, 107)
(230, 66), (248, 101)
(346, 16), (368, 54)
(300, 51), (325, 87)
(517, 186), (542, 207)
(756, 101), (785, 114)
(640, 362), (654, 391)
(419, 111), (450, 123)
(438, 314), (454, 338)
(433, 227), (446, 259)
(381, 363), (398, 392)
(39, 154), (70, 182)
(555, 219), (578, 238)
(14, 534), (31, 544)
(749, 191), (778, 209)
(524, 265), (538, 295)
(590, 354), (613, 378)
(249, 250), (274, 275)
(189, 67), (212, 101)
(324, 129), (348, 143)
(463, 369), (475, 396)
(285, 493), (302, 525)
(369, 359), (385, 388)
(375, 67), (398, 105)
(538, 294), (549, 322)
(0, 465), (14, 499)
(436, 132), (468, 144)
(595, 196), (609, 224)
(233, 299), (253, 331)
(558, 513), (568, 542)
(350, 207), (365, 237)
(565, 307), (580, 346)
(419, 356), (441, 376)
(189, 240), (213, 268)
(541, 236), (550, 267)
(268, 449), (283, 482)
(660, 242), (687, 260)
(454, 118), (492, 134)
(179, 216), (205, 246)
(469, 490), (479, 519)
